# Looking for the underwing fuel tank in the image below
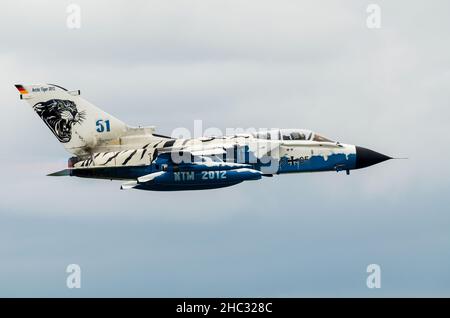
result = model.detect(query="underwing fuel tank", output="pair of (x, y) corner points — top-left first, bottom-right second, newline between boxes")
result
(121, 168), (263, 191)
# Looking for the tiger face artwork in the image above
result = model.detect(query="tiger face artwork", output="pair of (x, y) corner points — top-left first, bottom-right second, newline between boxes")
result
(33, 99), (86, 143)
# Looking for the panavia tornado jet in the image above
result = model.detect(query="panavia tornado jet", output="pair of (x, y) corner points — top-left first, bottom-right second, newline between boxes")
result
(16, 84), (392, 191)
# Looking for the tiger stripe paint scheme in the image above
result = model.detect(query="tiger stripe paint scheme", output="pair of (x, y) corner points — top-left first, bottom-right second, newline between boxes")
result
(16, 84), (392, 191)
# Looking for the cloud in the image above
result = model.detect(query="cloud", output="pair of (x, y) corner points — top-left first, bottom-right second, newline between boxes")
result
(1, 0), (450, 296)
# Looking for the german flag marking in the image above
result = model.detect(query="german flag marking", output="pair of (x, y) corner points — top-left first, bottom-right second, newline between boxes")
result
(15, 84), (28, 94)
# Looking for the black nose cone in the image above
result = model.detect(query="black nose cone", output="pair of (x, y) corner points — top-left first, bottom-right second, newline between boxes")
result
(355, 146), (391, 169)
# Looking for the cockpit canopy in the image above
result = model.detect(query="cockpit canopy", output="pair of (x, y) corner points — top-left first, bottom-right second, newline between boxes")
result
(252, 129), (334, 142)
(280, 129), (312, 141)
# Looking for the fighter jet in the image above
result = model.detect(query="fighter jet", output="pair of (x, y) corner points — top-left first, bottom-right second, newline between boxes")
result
(15, 84), (392, 191)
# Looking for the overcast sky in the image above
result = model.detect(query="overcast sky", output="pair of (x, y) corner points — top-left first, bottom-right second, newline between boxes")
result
(1, 0), (450, 296)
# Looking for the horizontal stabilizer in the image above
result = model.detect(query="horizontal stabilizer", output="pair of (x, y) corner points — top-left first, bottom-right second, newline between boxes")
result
(47, 169), (71, 176)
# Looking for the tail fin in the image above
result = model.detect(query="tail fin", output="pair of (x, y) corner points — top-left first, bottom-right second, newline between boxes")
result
(15, 84), (128, 156)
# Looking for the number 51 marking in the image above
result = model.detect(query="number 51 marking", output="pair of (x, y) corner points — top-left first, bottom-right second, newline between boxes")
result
(96, 119), (111, 132)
